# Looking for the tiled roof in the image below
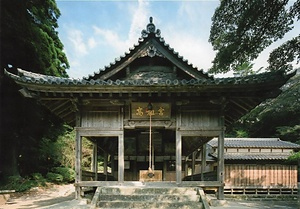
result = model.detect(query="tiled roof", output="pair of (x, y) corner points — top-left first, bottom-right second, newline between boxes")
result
(208, 138), (300, 149)
(211, 152), (292, 160)
(4, 67), (293, 87)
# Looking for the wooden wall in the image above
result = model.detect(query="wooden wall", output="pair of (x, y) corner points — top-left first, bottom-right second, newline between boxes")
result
(81, 110), (121, 130)
(180, 110), (219, 130)
(224, 164), (298, 188)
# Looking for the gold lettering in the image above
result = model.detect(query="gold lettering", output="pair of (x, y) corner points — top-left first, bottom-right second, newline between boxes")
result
(136, 107), (144, 116)
(158, 107), (164, 116)
(146, 110), (155, 116)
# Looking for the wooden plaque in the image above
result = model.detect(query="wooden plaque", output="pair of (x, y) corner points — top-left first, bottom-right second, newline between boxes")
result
(131, 102), (171, 119)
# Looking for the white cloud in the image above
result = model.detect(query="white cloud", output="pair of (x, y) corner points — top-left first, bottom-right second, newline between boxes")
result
(88, 37), (97, 49)
(128, 0), (149, 44)
(90, 0), (151, 56)
(93, 26), (129, 53)
(167, 32), (215, 71)
(67, 29), (88, 56)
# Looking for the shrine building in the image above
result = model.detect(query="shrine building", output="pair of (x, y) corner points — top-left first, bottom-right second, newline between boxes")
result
(5, 17), (295, 200)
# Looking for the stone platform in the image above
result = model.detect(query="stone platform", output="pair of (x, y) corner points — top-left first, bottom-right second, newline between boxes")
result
(90, 182), (204, 208)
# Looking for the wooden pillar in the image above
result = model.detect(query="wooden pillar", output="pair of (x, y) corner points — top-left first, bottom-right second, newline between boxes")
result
(75, 110), (82, 200)
(201, 143), (206, 181)
(176, 131), (182, 184)
(176, 106), (182, 184)
(192, 151), (196, 176)
(118, 133), (124, 182)
(103, 151), (108, 181)
(111, 154), (115, 178)
(133, 158), (137, 181)
(92, 142), (98, 181)
(217, 116), (225, 200)
(75, 130), (82, 199)
(185, 156), (189, 177)
(163, 160), (167, 181)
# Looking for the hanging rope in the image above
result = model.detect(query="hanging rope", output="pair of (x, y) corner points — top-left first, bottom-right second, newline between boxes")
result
(149, 112), (152, 171)
(147, 102), (154, 178)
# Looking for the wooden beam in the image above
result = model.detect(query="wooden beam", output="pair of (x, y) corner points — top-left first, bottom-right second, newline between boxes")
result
(76, 129), (123, 137)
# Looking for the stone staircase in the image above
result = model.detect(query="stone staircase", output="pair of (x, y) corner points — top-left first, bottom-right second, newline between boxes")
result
(92, 184), (203, 208)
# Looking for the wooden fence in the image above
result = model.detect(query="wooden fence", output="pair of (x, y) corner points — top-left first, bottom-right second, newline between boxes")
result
(224, 164), (297, 188)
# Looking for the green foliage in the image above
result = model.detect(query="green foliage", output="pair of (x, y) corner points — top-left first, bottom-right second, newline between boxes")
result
(0, 167), (74, 192)
(39, 125), (76, 169)
(209, 0), (298, 73)
(52, 167), (75, 182)
(276, 125), (300, 143)
(288, 151), (300, 162)
(268, 35), (300, 71)
(0, 174), (47, 192)
(227, 129), (249, 138)
(46, 172), (64, 183)
(31, 173), (47, 186)
(46, 167), (75, 183)
(0, 0), (69, 75)
(0, 0), (70, 180)
(81, 138), (94, 171)
(227, 71), (300, 142)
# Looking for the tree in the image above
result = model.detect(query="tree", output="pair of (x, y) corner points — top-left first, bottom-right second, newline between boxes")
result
(209, 0), (299, 74)
(227, 70), (300, 142)
(0, 0), (69, 75)
(0, 0), (69, 179)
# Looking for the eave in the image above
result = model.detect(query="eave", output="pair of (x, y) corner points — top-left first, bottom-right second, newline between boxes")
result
(5, 68), (295, 127)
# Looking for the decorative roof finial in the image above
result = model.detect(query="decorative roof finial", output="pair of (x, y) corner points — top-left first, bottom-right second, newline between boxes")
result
(141, 16), (161, 38)
(147, 16), (155, 33)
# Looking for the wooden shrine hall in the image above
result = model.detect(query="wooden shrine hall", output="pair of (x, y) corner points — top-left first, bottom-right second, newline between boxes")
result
(5, 17), (295, 200)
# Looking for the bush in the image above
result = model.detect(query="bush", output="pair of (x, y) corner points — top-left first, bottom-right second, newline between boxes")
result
(0, 175), (38, 192)
(46, 172), (63, 183)
(31, 173), (47, 186)
(52, 167), (75, 182)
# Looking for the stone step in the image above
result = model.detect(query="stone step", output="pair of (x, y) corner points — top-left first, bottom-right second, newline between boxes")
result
(96, 186), (203, 209)
(99, 194), (200, 202)
(100, 186), (197, 195)
(97, 200), (203, 209)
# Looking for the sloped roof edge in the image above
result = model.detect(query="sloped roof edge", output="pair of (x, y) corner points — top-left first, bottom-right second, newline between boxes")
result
(208, 137), (300, 149)
(4, 67), (294, 88)
(210, 152), (293, 160)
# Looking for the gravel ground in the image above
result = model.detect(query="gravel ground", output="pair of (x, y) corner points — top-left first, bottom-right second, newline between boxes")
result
(211, 200), (298, 209)
(0, 184), (80, 209)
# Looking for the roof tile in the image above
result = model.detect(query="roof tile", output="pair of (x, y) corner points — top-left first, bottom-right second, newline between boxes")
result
(208, 138), (300, 149)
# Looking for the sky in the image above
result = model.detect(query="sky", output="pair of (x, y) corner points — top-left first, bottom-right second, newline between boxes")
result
(56, 0), (300, 79)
